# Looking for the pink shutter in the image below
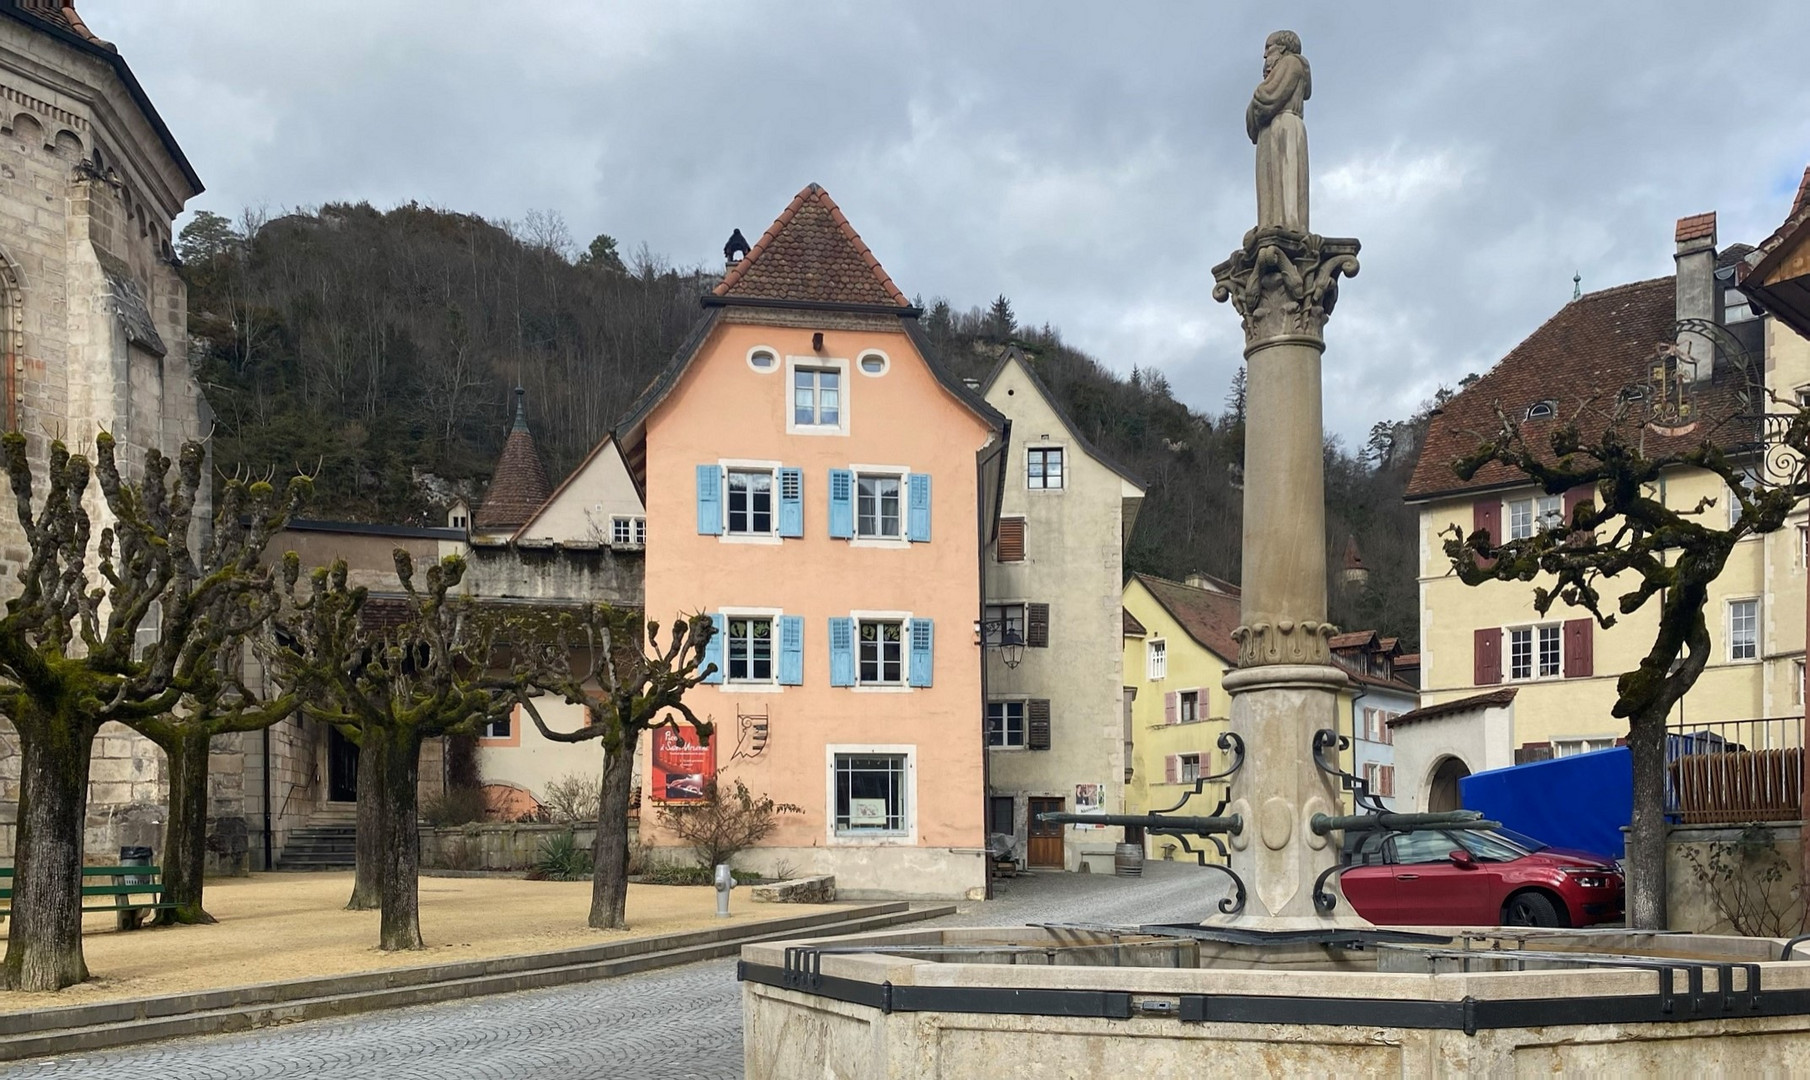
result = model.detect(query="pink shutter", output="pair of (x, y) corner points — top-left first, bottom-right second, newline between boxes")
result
(1194, 687), (1207, 719)
(1164, 755), (1178, 784)
(1563, 618), (1593, 678)
(1562, 484), (1595, 541)
(1474, 627), (1502, 685)
(1164, 692), (1178, 724)
(1472, 498), (1501, 568)
(1380, 765), (1395, 797)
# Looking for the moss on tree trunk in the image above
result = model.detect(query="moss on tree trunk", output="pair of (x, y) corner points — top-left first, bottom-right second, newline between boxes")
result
(155, 728), (218, 925)
(588, 728), (639, 930)
(2, 708), (97, 991)
(348, 742), (381, 911)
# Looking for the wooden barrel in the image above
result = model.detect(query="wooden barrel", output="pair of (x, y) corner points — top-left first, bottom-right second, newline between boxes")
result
(1114, 842), (1144, 877)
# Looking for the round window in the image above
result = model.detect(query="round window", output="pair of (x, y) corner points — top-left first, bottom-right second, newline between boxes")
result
(858, 352), (889, 376)
(748, 348), (778, 373)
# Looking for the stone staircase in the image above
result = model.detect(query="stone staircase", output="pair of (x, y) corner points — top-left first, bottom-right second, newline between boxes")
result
(274, 806), (357, 871)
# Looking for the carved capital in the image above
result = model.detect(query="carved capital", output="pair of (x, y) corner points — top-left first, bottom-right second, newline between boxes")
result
(1211, 227), (1360, 346)
(1231, 618), (1337, 667)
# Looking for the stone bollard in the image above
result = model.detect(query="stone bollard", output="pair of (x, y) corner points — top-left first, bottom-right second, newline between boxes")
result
(715, 863), (734, 918)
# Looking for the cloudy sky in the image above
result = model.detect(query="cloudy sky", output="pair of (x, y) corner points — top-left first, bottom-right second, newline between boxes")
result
(86, 1), (1810, 444)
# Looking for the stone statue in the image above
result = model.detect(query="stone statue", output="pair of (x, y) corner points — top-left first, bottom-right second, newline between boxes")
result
(1246, 30), (1311, 233)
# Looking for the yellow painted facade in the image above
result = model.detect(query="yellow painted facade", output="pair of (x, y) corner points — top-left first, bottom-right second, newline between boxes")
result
(1415, 316), (1810, 752)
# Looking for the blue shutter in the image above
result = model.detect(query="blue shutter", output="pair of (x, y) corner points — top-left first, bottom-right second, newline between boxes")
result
(828, 469), (854, 539)
(779, 615), (804, 685)
(778, 467), (804, 538)
(695, 465), (722, 536)
(909, 618), (934, 687)
(907, 473), (932, 542)
(702, 613), (725, 684)
(828, 617), (855, 686)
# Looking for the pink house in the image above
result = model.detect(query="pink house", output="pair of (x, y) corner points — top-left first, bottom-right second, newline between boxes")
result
(617, 184), (1008, 899)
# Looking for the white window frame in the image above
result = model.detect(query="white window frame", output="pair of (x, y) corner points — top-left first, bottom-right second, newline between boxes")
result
(826, 744), (916, 845)
(1506, 623), (1562, 681)
(855, 348), (890, 377)
(850, 609), (913, 693)
(1552, 735), (1617, 758)
(1026, 445), (1065, 491)
(1147, 638), (1167, 681)
(611, 515), (646, 548)
(1178, 689), (1199, 723)
(849, 463), (911, 548)
(1796, 658), (1806, 707)
(1506, 494), (1561, 540)
(717, 459), (782, 545)
(746, 345), (780, 374)
(786, 355), (849, 436)
(720, 606), (783, 690)
(986, 699), (1027, 749)
(1178, 753), (1201, 783)
(1728, 598), (1759, 662)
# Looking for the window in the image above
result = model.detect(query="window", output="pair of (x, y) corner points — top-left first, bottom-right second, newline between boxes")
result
(748, 347), (777, 372)
(793, 366), (841, 427)
(611, 516), (647, 546)
(1147, 639), (1167, 680)
(1363, 707), (1396, 744)
(636, 518), (647, 545)
(856, 473), (902, 538)
(727, 469), (774, 534)
(1554, 736), (1617, 758)
(858, 351), (888, 376)
(1508, 625), (1560, 680)
(726, 617), (774, 683)
(482, 714), (511, 739)
(1027, 447), (1064, 490)
(858, 620), (904, 685)
(1729, 599), (1758, 661)
(1724, 289), (1755, 323)
(1525, 400), (1557, 421)
(834, 753), (907, 835)
(1800, 524), (1809, 568)
(1393, 830), (1457, 864)
(1178, 690), (1199, 723)
(989, 795), (1015, 837)
(987, 701), (1026, 748)
(1178, 753), (1201, 783)
(982, 603), (1025, 648)
(1364, 761), (1381, 793)
(1506, 495), (1562, 540)
(1797, 659), (1806, 707)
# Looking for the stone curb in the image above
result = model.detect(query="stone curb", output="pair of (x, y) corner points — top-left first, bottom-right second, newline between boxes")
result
(0, 903), (953, 1062)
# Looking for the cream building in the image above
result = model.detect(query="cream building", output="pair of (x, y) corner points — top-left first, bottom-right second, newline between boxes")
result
(1404, 211), (1808, 810)
(981, 347), (1143, 871)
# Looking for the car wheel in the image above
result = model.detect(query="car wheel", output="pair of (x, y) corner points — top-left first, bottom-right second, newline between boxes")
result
(1502, 891), (1563, 927)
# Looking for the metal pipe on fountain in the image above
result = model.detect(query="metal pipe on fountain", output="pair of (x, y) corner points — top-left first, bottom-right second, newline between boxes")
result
(1036, 811), (1243, 836)
(1310, 810), (1502, 836)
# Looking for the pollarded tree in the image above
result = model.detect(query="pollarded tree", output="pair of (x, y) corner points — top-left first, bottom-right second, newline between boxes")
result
(1441, 398), (1810, 930)
(513, 607), (715, 929)
(0, 433), (292, 990)
(279, 551), (514, 950)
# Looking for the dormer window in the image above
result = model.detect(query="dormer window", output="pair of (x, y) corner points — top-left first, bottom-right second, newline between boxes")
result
(1525, 400), (1557, 421)
(1618, 385), (1648, 405)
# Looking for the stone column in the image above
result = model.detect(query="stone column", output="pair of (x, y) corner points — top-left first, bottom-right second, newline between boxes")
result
(1210, 31), (1362, 927)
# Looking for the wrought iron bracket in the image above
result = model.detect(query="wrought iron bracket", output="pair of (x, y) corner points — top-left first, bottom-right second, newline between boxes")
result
(1152, 731), (1245, 815)
(1146, 827), (1246, 915)
(1311, 727), (1388, 813)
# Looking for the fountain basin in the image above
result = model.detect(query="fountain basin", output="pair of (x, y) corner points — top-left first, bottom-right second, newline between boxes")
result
(740, 924), (1810, 1077)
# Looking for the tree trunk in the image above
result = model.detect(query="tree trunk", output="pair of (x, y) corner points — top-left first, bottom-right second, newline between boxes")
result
(155, 729), (218, 925)
(1626, 709), (1668, 931)
(347, 741), (381, 910)
(588, 729), (638, 930)
(374, 728), (425, 951)
(1, 710), (97, 991)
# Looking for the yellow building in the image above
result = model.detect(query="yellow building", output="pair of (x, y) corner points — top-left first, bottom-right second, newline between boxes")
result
(1122, 574), (1395, 858)
(1403, 211), (1810, 809)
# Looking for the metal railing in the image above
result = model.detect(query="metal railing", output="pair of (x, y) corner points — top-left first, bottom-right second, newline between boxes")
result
(1665, 716), (1804, 824)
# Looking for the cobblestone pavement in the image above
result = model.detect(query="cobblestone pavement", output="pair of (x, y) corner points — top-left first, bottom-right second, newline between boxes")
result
(0, 862), (1227, 1080)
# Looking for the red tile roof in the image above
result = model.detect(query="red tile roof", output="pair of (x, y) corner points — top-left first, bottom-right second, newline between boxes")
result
(1389, 687), (1516, 728)
(18, 0), (104, 44)
(1342, 536), (1366, 570)
(1132, 573), (1241, 662)
(1122, 607), (1147, 637)
(1675, 212), (1716, 243)
(714, 183), (909, 307)
(474, 391), (552, 531)
(1328, 630), (1378, 650)
(1405, 275), (1750, 500)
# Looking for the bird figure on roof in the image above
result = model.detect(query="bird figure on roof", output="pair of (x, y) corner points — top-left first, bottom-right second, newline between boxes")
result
(724, 228), (751, 264)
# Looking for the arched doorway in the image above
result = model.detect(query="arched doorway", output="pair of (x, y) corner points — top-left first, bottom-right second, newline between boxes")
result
(1427, 756), (1471, 813)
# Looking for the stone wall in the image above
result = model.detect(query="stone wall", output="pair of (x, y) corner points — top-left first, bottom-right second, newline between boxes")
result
(1665, 820), (1804, 935)
(462, 543), (642, 607)
(418, 820), (638, 872)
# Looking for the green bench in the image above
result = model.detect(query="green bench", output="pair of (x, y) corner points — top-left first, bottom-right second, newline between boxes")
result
(0, 865), (178, 929)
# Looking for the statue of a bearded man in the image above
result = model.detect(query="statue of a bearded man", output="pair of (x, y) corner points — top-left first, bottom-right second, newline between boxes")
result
(1246, 30), (1311, 233)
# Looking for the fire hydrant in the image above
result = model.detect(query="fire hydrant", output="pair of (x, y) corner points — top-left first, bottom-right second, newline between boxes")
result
(714, 863), (734, 918)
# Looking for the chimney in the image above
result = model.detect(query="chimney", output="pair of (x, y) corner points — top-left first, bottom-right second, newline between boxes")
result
(1674, 212), (1720, 382)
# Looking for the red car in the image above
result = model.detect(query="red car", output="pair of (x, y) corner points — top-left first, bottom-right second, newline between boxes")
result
(1340, 827), (1623, 928)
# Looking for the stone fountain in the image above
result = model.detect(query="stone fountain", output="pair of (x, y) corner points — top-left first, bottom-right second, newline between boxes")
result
(739, 32), (1810, 1077)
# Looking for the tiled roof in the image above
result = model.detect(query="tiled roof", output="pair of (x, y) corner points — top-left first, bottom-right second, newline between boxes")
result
(474, 391), (552, 531)
(1342, 536), (1366, 570)
(1132, 573), (1241, 662)
(1675, 212), (1716, 243)
(1122, 607), (1147, 637)
(17, 0), (103, 44)
(714, 183), (909, 307)
(1389, 688), (1516, 728)
(1404, 275), (1751, 500)
(1328, 630), (1379, 650)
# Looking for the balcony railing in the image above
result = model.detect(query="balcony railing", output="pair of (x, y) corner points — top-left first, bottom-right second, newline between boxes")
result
(1665, 716), (1804, 824)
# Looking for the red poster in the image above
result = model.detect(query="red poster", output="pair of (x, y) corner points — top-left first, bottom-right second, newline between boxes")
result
(649, 723), (715, 803)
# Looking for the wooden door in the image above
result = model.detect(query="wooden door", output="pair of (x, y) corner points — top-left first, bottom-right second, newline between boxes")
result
(328, 727), (360, 803)
(1027, 797), (1065, 868)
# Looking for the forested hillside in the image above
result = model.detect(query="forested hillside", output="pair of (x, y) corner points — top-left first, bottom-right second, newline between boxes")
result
(180, 203), (1429, 646)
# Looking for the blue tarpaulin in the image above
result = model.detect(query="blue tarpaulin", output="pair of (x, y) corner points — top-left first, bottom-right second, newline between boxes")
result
(1459, 747), (1630, 859)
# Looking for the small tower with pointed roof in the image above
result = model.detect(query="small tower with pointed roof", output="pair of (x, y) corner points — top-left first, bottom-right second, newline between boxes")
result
(473, 387), (552, 538)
